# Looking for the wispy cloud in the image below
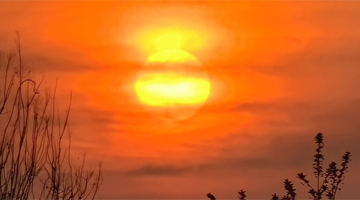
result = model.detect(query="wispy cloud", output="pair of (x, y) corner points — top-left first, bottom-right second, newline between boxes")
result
(2, 1), (360, 199)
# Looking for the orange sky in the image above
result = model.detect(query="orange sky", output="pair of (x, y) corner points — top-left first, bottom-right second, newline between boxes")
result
(1, 1), (360, 199)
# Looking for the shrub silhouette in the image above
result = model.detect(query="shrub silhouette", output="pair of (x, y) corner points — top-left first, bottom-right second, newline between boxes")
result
(207, 133), (352, 200)
(0, 34), (102, 199)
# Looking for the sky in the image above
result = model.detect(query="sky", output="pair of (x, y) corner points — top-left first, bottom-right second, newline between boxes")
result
(1, 1), (360, 199)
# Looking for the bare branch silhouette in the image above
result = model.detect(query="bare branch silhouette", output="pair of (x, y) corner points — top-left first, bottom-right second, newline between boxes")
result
(0, 34), (102, 200)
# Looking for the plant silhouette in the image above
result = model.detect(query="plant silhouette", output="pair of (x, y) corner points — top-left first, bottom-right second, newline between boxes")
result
(207, 133), (352, 200)
(0, 33), (102, 200)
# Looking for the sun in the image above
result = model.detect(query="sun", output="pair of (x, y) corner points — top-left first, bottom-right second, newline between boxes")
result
(134, 49), (211, 120)
(135, 72), (211, 107)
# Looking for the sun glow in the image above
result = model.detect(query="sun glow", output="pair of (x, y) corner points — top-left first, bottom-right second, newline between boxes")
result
(134, 49), (211, 116)
(147, 48), (199, 63)
(135, 73), (211, 106)
(155, 32), (183, 50)
(132, 27), (207, 56)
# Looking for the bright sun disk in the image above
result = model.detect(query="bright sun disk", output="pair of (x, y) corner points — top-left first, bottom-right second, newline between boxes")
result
(135, 49), (211, 110)
(135, 73), (210, 106)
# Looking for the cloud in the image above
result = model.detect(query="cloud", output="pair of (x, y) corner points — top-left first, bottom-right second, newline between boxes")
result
(126, 164), (193, 177)
(123, 133), (314, 178)
(249, 36), (360, 78)
(23, 49), (95, 73)
(2, 1), (360, 199)
(118, 98), (360, 179)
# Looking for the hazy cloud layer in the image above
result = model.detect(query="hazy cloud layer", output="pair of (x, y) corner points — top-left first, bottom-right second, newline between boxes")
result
(1, 1), (360, 199)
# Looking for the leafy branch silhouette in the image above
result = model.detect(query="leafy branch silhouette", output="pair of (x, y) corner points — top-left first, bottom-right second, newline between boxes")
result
(207, 133), (352, 200)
